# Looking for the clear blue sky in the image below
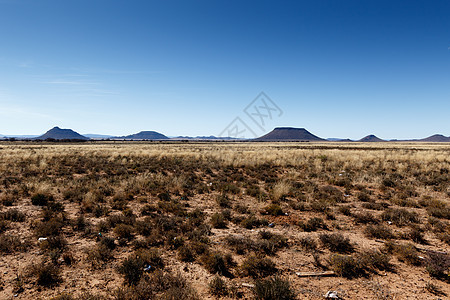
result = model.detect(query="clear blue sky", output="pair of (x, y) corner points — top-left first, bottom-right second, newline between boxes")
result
(0, 0), (449, 139)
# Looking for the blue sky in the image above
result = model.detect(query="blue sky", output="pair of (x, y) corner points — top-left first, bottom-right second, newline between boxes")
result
(0, 0), (449, 139)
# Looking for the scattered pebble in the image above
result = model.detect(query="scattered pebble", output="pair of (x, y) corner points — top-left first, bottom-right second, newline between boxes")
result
(324, 290), (341, 299)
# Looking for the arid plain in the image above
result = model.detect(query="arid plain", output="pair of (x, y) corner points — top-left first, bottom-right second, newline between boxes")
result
(0, 142), (449, 299)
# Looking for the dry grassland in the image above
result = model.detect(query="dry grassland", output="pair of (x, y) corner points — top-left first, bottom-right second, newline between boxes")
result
(0, 141), (449, 299)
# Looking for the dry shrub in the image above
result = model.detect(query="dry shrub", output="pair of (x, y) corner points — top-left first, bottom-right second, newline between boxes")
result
(117, 255), (145, 285)
(361, 202), (388, 211)
(39, 235), (67, 252)
(254, 276), (296, 300)
(0, 234), (26, 253)
(425, 282), (447, 296)
(210, 212), (228, 229)
(216, 194), (231, 208)
(0, 194), (16, 206)
(240, 255), (277, 278)
(407, 226), (427, 244)
(272, 181), (292, 201)
(338, 205), (352, 216)
(208, 275), (228, 297)
(31, 193), (54, 206)
(31, 262), (61, 287)
(200, 251), (234, 277)
(298, 236), (317, 252)
(34, 218), (64, 237)
(381, 208), (419, 226)
(258, 231), (288, 254)
(384, 242), (422, 266)
(263, 203), (284, 216)
(357, 249), (392, 272)
(240, 215), (268, 229)
(300, 217), (327, 232)
(115, 270), (198, 300)
(319, 233), (354, 253)
(309, 200), (330, 213)
(425, 252), (450, 280)
(114, 224), (134, 242)
(427, 207), (450, 220)
(356, 191), (372, 202)
(353, 211), (379, 224)
(0, 220), (8, 233)
(364, 224), (396, 240)
(225, 232), (287, 256)
(87, 243), (113, 267)
(0, 208), (26, 222)
(315, 185), (344, 203)
(329, 254), (364, 278)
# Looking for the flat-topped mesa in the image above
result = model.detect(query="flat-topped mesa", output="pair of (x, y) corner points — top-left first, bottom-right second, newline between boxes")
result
(115, 131), (169, 140)
(255, 127), (326, 141)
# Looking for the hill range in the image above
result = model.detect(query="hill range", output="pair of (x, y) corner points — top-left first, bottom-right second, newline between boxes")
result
(1, 126), (449, 142)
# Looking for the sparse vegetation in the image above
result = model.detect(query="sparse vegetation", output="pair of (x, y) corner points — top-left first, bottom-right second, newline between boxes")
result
(319, 233), (354, 253)
(0, 141), (448, 298)
(254, 276), (296, 300)
(240, 255), (277, 278)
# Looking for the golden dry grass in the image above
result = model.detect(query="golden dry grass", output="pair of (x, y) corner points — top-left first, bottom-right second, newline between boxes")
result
(0, 141), (448, 299)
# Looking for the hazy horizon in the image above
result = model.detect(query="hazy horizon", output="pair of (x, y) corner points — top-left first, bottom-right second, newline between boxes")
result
(1, 0), (449, 140)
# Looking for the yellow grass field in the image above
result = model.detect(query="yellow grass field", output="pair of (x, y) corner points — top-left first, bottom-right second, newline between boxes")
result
(0, 141), (449, 299)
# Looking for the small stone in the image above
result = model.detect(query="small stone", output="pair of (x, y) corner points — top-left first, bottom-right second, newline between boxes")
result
(324, 291), (341, 299)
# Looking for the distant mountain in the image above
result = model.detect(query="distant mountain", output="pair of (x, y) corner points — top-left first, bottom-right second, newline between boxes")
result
(5, 135), (39, 139)
(36, 127), (89, 140)
(255, 127), (326, 141)
(418, 134), (450, 142)
(358, 135), (385, 142)
(171, 136), (241, 141)
(84, 134), (114, 139)
(115, 131), (168, 140)
(327, 138), (354, 142)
